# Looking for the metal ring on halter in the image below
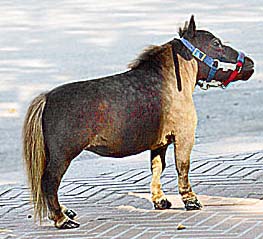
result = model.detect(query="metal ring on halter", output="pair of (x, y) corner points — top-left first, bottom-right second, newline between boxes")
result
(212, 59), (220, 70)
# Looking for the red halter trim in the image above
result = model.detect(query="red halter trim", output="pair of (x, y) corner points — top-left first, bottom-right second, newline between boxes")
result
(222, 53), (245, 87)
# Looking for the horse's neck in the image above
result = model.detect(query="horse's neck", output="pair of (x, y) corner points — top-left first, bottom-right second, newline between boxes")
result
(177, 54), (198, 93)
(160, 44), (198, 95)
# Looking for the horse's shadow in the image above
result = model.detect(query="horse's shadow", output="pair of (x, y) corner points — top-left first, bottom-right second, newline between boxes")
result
(117, 193), (263, 213)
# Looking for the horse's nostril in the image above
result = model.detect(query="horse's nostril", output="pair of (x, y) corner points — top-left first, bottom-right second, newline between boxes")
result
(244, 57), (254, 70)
(245, 64), (254, 70)
(245, 57), (254, 65)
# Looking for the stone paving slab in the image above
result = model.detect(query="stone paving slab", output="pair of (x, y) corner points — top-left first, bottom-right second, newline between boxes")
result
(0, 151), (263, 239)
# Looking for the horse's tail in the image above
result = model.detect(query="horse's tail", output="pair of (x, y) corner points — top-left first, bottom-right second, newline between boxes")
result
(22, 93), (47, 223)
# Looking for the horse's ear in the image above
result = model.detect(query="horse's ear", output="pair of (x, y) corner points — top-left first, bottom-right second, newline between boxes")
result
(187, 15), (196, 38)
(179, 21), (188, 37)
(179, 27), (183, 37)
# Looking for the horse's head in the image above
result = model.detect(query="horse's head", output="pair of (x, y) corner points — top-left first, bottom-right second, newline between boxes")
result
(179, 16), (254, 89)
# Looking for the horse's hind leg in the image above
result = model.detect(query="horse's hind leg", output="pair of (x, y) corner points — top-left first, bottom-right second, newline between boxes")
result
(61, 205), (77, 220)
(151, 146), (172, 209)
(41, 148), (81, 229)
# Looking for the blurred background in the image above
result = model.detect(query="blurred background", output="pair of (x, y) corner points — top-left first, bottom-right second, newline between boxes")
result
(0, 0), (262, 184)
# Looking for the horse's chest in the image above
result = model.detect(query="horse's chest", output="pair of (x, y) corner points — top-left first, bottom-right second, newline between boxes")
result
(152, 95), (197, 148)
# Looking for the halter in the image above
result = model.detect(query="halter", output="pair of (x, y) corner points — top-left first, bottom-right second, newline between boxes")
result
(180, 37), (245, 90)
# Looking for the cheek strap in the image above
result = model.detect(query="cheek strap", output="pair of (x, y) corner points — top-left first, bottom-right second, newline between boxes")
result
(180, 37), (245, 90)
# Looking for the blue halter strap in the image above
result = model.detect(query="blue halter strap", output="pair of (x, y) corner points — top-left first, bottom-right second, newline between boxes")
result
(180, 37), (217, 82)
(180, 37), (245, 87)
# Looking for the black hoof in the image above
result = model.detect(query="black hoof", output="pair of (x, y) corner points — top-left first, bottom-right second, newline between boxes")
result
(59, 219), (80, 229)
(184, 198), (202, 211)
(64, 209), (77, 220)
(154, 199), (172, 210)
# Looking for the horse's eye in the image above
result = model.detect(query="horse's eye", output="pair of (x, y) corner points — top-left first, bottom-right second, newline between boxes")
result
(213, 39), (221, 47)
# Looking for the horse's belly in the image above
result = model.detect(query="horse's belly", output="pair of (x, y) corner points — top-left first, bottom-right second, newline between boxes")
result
(84, 122), (157, 157)
(85, 144), (148, 158)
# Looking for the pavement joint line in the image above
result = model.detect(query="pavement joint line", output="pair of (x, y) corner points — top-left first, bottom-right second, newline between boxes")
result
(122, 171), (146, 181)
(200, 163), (222, 174)
(242, 152), (260, 161)
(195, 151), (263, 162)
(254, 232), (263, 239)
(62, 184), (85, 194)
(223, 218), (246, 234)
(195, 212), (220, 226)
(210, 165), (233, 176)
(83, 221), (108, 234)
(226, 167), (246, 177)
(113, 169), (137, 179)
(79, 187), (105, 200)
(179, 210), (203, 224)
(209, 215), (234, 230)
(151, 231), (164, 239)
(94, 224), (120, 238)
(243, 171), (261, 180)
(190, 161), (209, 172)
(133, 174), (152, 184)
(237, 221), (262, 238)
(110, 225), (138, 239)
(0, 189), (12, 197)
(130, 228), (150, 239)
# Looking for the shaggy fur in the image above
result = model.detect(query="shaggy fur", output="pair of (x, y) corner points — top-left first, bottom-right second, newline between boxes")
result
(128, 45), (164, 69)
(23, 94), (47, 222)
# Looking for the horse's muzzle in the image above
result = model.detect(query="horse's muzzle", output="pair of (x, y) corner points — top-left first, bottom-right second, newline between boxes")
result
(244, 56), (254, 70)
(236, 56), (254, 81)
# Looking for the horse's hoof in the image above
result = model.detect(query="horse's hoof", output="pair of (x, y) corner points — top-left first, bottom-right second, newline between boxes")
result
(58, 219), (80, 229)
(154, 199), (172, 210)
(64, 209), (77, 220)
(184, 198), (202, 210)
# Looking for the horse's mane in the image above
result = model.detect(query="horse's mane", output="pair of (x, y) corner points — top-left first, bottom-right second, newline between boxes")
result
(128, 21), (188, 70)
(128, 45), (163, 69)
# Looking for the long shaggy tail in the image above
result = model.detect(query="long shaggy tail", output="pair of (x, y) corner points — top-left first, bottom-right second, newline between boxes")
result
(22, 93), (47, 223)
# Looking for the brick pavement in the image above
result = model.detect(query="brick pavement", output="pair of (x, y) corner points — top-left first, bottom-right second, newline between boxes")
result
(0, 151), (263, 239)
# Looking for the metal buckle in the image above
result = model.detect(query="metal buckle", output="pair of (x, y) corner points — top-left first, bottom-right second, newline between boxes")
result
(193, 48), (206, 61)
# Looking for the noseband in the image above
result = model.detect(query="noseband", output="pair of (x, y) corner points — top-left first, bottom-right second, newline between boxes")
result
(180, 38), (245, 90)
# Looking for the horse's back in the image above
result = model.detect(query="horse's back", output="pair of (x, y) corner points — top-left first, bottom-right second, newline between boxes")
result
(42, 69), (163, 158)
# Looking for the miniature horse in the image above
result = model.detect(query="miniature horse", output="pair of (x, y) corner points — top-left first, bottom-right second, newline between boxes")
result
(23, 16), (254, 229)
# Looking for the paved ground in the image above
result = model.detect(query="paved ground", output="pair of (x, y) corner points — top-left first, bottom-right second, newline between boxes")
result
(1, 150), (263, 239)
(0, 0), (263, 179)
(0, 1), (262, 238)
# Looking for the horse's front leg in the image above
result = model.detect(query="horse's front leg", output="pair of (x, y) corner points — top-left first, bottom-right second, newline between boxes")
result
(151, 146), (172, 210)
(175, 131), (202, 210)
